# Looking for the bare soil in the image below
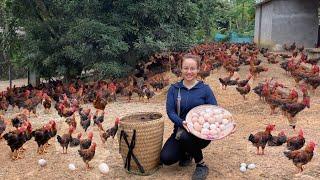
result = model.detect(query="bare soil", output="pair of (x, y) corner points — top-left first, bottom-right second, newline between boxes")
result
(1, 58), (320, 180)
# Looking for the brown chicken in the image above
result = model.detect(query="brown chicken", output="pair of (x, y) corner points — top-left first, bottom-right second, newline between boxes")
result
(65, 114), (77, 129)
(0, 115), (8, 139)
(80, 132), (93, 150)
(3, 126), (27, 160)
(249, 65), (268, 80)
(56, 126), (75, 154)
(70, 133), (82, 147)
(248, 124), (275, 155)
(218, 72), (236, 90)
(93, 92), (108, 113)
(78, 142), (97, 169)
(286, 129), (305, 151)
(237, 74), (252, 87)
(284, 141), (316, 174)
(268, 130), (287, 146)
(32, 124), (51, 154)
(281, 91), (310, 130)
(236, 84), (251, 100)
(42, 93), (52, 113)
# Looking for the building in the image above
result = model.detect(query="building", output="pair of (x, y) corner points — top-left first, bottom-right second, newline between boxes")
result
(254, 0), (319, 48)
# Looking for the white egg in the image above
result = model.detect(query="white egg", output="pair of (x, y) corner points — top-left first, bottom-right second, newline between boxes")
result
(201, 128), (210, 135)
(210, 124), (216, 130)
(208, 117), (215, 124)
(222, 119), (229, 124)
(198, 116), (205, 125)
(68, 163), (76, 171)
(205, 108), (212, 113)
(99, 163), (110, 174)
(203, 122), (210, 129)
(214, 122), (220, 127)
(219, 124), (225, 130)
(240, 163), (247, 167)
(240, 166), (247, 172)
(247, 163), (256, 169)
(38, 159), (47, 167)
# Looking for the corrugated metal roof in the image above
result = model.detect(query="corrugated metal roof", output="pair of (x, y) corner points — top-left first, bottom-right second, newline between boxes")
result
(255, 0), (272, 6)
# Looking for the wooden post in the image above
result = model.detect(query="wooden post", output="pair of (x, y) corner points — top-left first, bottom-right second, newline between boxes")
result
(8, 63), (12, 89)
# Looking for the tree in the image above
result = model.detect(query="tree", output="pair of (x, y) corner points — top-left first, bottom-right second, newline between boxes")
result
(9, 0), (201, 81)
(0, 0), (24, 87)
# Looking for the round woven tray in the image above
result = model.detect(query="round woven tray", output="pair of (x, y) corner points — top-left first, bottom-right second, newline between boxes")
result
(118, 112), (164, 176)
(186, 105), (236, 141)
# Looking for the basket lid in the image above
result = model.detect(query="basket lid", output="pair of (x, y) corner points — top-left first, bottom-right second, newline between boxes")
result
(121, 112), (162, 123)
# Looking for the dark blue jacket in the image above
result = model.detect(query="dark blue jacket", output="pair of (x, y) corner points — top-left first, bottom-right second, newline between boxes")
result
(166, 80), (218, 128)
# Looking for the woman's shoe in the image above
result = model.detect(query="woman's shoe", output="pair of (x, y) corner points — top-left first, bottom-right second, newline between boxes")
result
(192, 163), (209, 180)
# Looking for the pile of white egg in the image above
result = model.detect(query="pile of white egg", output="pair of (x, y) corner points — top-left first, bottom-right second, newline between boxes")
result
(240, 163), (256, 172)
(187, 107), (235, 139)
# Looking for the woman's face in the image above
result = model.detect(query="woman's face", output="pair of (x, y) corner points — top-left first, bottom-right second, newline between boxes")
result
(181, 58), (199, 81)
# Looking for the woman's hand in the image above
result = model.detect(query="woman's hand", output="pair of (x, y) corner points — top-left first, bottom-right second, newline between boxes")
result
(182, 121), (190, 133)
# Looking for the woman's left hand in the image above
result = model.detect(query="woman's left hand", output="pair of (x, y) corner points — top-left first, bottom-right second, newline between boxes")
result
(182, 121), (190, 133)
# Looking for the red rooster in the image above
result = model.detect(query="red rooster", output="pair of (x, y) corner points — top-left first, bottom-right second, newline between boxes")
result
(248, 124), (275, 155)
(284, 141), (316, 174)
(287, 129), (305, 151)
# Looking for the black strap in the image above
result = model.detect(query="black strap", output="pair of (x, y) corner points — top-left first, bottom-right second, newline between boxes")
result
(120, 130), (145, 173)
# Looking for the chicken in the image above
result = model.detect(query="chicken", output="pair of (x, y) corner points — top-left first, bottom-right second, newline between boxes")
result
(3, 126), (27, 160)
(268, 130), (287, 146)
(93, 93), (108, 113)
(237, 74), (252, 87)
(80, 132), (93, 150)
(93, 110), (106, 126)
(70, 133), (82, 147)
(0, 115), (7, 138)
(78, 142), (97, 169)
(31, 125), (52, 154)
(65, 114), (77, 129)
(42, 93), (52, 113)
(56, 126), (75, 154)
(58, 104), (77, 118)
(79, 109), (91, 132)
(142, 86), (155, 102)
(97, 117), (120, 145)
(284, 141), (316, 174)
(286, 129), (305, 151)
(236, 84), (251, 100)
(46, 120), (57, 146)
(218, 72), (236, 90)
(281, 92), (310, 130)
(248, 124), (275, 155)
(304, 76), (320, 94)
(249, 65), (268, 80)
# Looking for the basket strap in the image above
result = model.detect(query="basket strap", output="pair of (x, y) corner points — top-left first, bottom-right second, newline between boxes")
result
(120, 130), (145, 173)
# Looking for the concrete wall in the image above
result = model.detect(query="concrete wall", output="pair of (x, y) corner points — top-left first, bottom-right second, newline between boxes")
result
(254, 1), (274, 47)
(254, 0), (319, 48)
(271, 0), (319, 47)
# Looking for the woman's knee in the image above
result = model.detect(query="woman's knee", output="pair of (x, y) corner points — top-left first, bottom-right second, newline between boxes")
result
(160, 148), (178, 165)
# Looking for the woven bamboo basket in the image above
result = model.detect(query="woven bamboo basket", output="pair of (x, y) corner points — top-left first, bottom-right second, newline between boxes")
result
(118, 112), (164, 176)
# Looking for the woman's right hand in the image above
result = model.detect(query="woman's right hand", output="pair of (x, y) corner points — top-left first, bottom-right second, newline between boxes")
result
(182, 121), (190, 133)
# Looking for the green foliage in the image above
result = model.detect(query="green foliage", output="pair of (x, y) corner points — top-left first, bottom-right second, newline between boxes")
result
(0, 0), (256, 80)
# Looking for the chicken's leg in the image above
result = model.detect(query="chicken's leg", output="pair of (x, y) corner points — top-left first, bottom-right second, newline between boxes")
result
(261, 148), (265, 155)
(256, 147), (260, 155)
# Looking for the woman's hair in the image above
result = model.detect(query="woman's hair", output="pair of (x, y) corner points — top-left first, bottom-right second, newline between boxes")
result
(181, 54), (201, 68)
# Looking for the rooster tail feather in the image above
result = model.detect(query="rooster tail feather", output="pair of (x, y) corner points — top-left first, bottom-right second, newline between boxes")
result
(283, 150), (293, 159)
(57, 135), (62, 143)
(248, 134), (255, 143)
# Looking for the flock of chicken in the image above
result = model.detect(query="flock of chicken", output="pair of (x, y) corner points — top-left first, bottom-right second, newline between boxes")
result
(0, 42), (319, 174)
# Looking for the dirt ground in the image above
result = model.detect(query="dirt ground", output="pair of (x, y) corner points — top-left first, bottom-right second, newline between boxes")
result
(1, 57), (320, 180)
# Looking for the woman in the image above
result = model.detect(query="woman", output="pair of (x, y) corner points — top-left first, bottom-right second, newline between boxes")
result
(160, 54), (217, 180)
